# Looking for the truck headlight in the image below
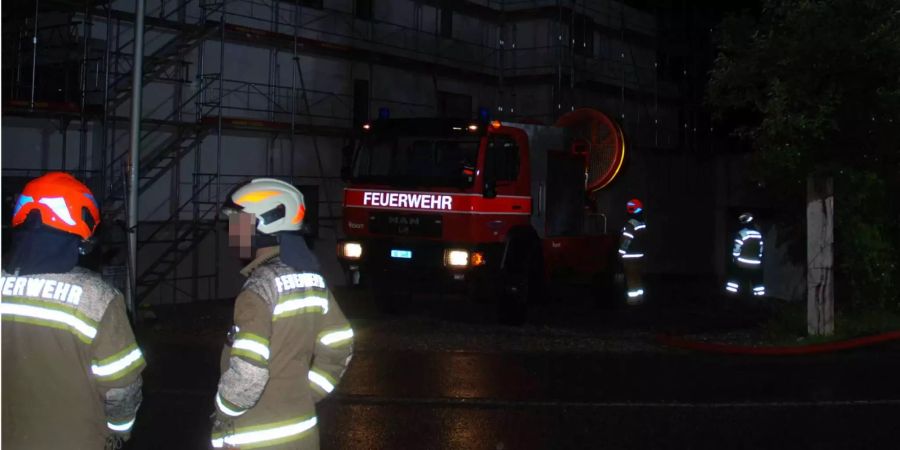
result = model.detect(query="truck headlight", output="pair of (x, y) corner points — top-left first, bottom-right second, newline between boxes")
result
(444, 249), (469, 267)
(340, 242), (363, 259)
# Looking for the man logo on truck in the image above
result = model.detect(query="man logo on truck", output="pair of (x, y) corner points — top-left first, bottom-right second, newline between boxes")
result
(362, 191), (453, 211)
(387, 216), (420, 226)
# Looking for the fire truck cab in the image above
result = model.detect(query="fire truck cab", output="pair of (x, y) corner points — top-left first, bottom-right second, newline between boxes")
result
(338, 110), (624, 323)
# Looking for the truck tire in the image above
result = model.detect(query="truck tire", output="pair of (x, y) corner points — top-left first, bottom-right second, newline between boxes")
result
(594, 253), (621, 309)
(498, 240), (543, 325)
(593, 269), (619, 310)
(466, 281), (492, 304)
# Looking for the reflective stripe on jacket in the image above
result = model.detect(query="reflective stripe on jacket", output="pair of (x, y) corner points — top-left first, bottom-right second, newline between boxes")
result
(732, 227), (764, 266)
(619, 218), (646, 259)
(213, 247), (353, 449)
(1, 268), (145, 449)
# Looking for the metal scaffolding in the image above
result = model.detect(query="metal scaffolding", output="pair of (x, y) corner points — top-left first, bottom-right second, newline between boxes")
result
(2, 0), (710, 308)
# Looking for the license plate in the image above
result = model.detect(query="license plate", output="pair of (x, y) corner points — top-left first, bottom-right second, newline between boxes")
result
(390, 249), (412, 259)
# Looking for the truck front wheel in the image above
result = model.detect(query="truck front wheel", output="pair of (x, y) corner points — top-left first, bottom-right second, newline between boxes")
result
(498, 241), (543, 325)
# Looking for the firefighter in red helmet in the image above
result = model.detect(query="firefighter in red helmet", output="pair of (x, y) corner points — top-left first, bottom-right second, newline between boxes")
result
(618, 198), (646, 305)
(1, 172), (145, 449)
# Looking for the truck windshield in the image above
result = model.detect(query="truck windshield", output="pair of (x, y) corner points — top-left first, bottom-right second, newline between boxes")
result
(353, 136), (481, 187)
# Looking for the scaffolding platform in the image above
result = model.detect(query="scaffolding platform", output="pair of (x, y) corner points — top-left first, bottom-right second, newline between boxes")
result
(200, 116), (350, 137)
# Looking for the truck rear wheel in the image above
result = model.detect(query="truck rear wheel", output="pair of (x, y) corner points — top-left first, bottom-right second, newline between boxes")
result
(498, 241), (543, 325)
(593, 269), (619, 310)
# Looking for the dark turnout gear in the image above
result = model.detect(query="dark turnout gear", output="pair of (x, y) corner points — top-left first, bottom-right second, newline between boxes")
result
(619, 212), (646, 304)
(1, 268), (145, 449)
(211, 246), (353, 449)
(725, 216), (765, 297)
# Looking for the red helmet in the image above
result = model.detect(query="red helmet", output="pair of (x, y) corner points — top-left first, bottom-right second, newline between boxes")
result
(626, 198), (643, 214)
(11, 172), (100, 240)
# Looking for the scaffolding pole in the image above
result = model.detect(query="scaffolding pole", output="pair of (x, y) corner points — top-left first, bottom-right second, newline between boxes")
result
(215, 1), (226, 302)
(127, 0), (147, 323)
(293, 56), (331, 224)
(193, 0), (208, 304)
(101, 4), (113, 199)
(30, 0), (40, 110)
(290, 0), (299, 179)
(79, 6), (92, 174)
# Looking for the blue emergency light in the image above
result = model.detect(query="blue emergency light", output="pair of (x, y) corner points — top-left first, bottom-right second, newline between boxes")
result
(478, 106), (490, 123)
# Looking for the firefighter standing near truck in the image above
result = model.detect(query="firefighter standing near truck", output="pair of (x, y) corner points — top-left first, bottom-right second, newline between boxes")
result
(725, 212), (765, 298)
(619, 198), (647, 305)
(212, 178), (353, 450)
(1, 172), (145, 449)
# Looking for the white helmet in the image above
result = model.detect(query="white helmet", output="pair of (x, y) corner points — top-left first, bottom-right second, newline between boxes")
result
(739, 212), (754, 224)
(223, 178), (306, 235)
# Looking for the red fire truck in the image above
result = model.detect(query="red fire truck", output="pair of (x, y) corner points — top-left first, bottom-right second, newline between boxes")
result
(337, 109), (626, 323)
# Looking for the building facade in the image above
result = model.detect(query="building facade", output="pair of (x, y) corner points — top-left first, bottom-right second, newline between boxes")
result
(6, 0), (797, 306)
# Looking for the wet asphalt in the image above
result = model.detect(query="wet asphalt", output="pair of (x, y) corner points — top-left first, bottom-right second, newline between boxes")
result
(126, 284), (900, 450)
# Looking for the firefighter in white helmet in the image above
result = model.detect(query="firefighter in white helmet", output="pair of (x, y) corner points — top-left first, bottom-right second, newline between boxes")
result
(211, 178), (353, 449)
(2, 172), (145, 449)
(725, 212), (765, 298)
(619, 198), (647, 305)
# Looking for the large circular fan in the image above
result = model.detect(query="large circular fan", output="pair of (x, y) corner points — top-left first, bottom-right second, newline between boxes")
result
(555, 108), (626, 193)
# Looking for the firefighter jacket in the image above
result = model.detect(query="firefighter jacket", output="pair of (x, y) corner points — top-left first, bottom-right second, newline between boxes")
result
(732, 226), (764, 267)
(619, 217), (646, 260)
(1, 267), (145, 449)
(212, 246), (353, 449)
